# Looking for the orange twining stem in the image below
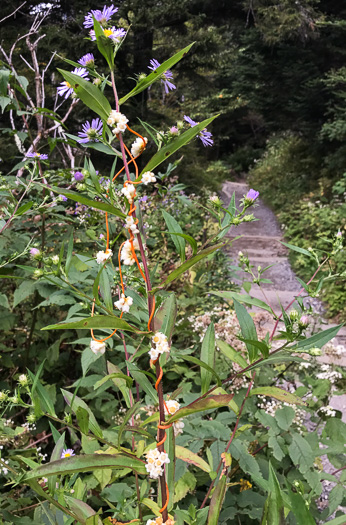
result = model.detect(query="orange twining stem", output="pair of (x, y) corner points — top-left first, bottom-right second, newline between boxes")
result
(147, 296), (155, 331)
(159, 483), (169, 514)
(118, 241), (126, 293)
(126, 124), (146, 143)
(124, 143), (139, 179)
(155, 366), (163, 390)
(106, 212), (110, 250)
(158, 423), (173, 430)
(156, 433), (167, 447)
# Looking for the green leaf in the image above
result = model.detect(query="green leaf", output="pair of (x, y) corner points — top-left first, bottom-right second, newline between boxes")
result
(322, 515), (346, 525)
(288, 489), (315, 525)
(210, 291), (274, 314)
(42, 185), (125, 219)
(268, 435), (285, 461)
(229, 439), (267, 490)
(92, 16), (114, 69)
(156, 243), (224, 289)
(207, 474), (227, 525)
(175, 445), (211, 472)
(162, 210), (186, 262)
(0, 293), (9, 309)
(292, 324), (343, 351)
(328, 484), (344, 515)
(22, 453), (146, 481)
(141, 115), (218, 175)
(288, 433), (314, 474)
(94, 373), (133, 390)
(42, 315), (140, 333)
(28, 365), (57, 417)
(261, 463), (286, 525)
(200, 323), (215, 395)
(62, 389), (103, 438)
(218, 191), (236, 239)
(65, 228), (74, 276)
(216, 339), (251, 378)
(280, 241), (316, 258)
(233, 299), (259, 362)
(119, 43), (194, 105)
(179, 355), (221, 389)
(126, 361), (158, 404)
(167, 394), (235, 423)
(165, 231), (198, 255)
(99, 268), (113, 312)
(154, 293), (177, 341)
(174, 471), (197, 504)
(166, 426), (175, 512)
(250, 387), (306, 406)
(48, 432), (66, 496)
(15, 201), (33, 216)
(65, 496), (102, 524)
(57, 69), (111, 120)
(76, 407), (90, 435)
(118, 402), (141, 447)
(275, 406), (295, 431)
(107, 362), (132, 408)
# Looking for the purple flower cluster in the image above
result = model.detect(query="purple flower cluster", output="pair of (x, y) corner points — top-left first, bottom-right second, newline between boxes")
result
(184, 115), (213, 147)
(25, 152), (48, 159)
(74, 171), (84, 181)
(83, 5), (118, 28)
(57, 68), (89, 99)
(77, 118), (103, 143)
(148, 59), (176, 94)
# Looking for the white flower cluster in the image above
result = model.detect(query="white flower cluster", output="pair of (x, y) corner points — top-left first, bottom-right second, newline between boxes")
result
(114, 293), (133, 313)
(131, 136), (147, 157)
(96, 249), (113, 264)
(142, 171), (156, 185)
(37, 446), (48, 462)
(124, 215), (139, 234)
(316, 364), (342, 384)
(145, 448), (170, 479)
(18, 374), (28, 386)
(164, 399), (184, 436)
(120, 238), (139, 266)
(149, 332), (170, 361)
(319, 405), (336, 418)
(257, 395), (306, 434)
(0, 459), (9, 476)
(90, 340), (106, 355)
(121, 183), (136, 203)
(107, 110), (128, 135)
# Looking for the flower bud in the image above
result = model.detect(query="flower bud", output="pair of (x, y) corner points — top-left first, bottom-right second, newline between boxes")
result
(309, 347), (322, 356)
(93, 78), (102, 86)
(289, 309), (299, 321)
(18, 374), (28, 387)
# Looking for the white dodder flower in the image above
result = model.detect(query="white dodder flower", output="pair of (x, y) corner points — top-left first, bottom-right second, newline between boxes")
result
(149, 332), (170, 361)
(96, 249), (113, 264)
(145, 448), (170, 479)
(114, 293), (133, 313)
(124, 215), (139, 234)
(121, 183), (136, 203)
(142, 171), (156, 185)
(164, 399), (184, 436)
(107, 110), (128, 134)
(90, 340), (106, 355)
(18, 374), (28, 387)
(131, 136), (147, 157)
(120, 238), (139, 266)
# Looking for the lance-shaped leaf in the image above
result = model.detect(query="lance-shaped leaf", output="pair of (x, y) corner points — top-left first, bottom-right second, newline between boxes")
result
(280, 241), (316, 259)
(140, 115), (218, 176)
(201, 323), (215, 395)
(176, 445), (211, 472)
(218, 191), (236, 239)
(166, 427), (175, 511)
(207, 474), (227, 525)
(165, 231), (198, 255)
(48, 432), (66, 496)
(41, 185), (125, 218)
(291, 324), (343, 351)
(233, 299), (259, 362)
(250, 386), (306, 406)
(62, 389), (103, 438)
(119, 43), (194, 104)
(216, 339), (251, 378)
(65, 496), (103, 524)
(167, 394), (235, 423)
(92, 16), (114, 70)
(178, 356), (221, 388)
(155, 243), (224, 290)
(154, 293), (177, 341)
(210, 291), (274, 314)
(57, 69), (111, 120)
(22, 453), (146, 481)
(162, 210), (186, 262)
(107, 362), (132, 408)
(42, 315), (141, 333)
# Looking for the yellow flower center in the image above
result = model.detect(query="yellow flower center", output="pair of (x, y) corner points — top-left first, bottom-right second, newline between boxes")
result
(104, 29), (113, 37)
(64, 81), (71, 88)
(64, 452), (71, 457)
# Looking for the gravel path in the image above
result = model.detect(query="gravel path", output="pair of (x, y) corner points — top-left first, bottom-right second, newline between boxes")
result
(221, 180), (346, 420)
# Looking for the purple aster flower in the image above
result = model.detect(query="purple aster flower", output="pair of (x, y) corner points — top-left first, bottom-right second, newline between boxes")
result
(99, 233), (105, 239)
(139, 195), (148, 203)
(25, 152), (49, 159)
(61, 448), (75, 459)
(78, 53), (95, 67)
(84, 5), (118, 28)
(184, 115), (214, 147)
(90, 26), (126, 42)
(77, 118), (103, 143)
(74, 171), (84, 181)
(30, 248), (40, 258)
(246, 189), (259, 202)
(57, 68), (89, 99)
(148, 59), (176, 94)
(170, 126), (178, 134)
(59, 195), (68, 202)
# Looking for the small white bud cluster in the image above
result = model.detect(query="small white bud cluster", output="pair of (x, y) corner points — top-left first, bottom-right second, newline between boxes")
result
(96, 249), (113, 264)
(141, 171), (156, 185)
(121, 183), (136, 203)
(145, 448), (170, 479)
(51, 255), (60, 265)
(164, 399), (184, 436)
(124, 215), (139, 234)
(114, 293), (133, 313)
(131, 136), (147, 157)
(107, 110), (128, 135)
(319, 405), (336, 417)
(120, 238), (139, 266)
(18, 374), (28, 387)
(90, 340), (106, 355)
(149, 332), (170, 361)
